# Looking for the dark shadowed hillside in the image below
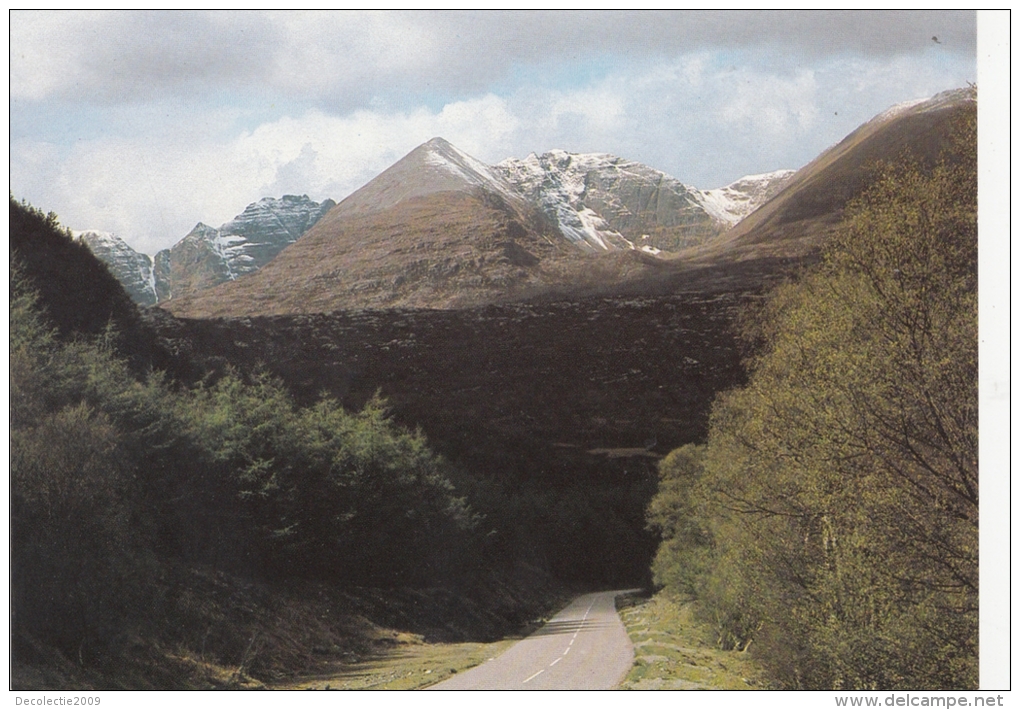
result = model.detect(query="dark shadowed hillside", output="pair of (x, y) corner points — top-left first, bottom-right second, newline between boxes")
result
(155, 289), (755, 585)
(9, 197), (566, 689)
(10, 198), (188, 379)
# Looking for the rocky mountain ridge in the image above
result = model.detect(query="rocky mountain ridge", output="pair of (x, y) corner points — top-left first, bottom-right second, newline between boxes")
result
(495, 151), (792, 254)
(78, 195), (335, 305)
(157, 194), (336, 301)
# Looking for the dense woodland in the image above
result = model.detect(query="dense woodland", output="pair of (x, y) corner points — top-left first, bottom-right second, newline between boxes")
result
(646, 112), (978, 689)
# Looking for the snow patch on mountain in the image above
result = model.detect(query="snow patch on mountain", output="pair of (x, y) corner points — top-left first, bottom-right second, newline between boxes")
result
(421, 138), (521, 204)
(496, 150), (648, 251)
(76, 229), (164, 306)
(209, 234), (249, 280)
(697, 170), (797, 226)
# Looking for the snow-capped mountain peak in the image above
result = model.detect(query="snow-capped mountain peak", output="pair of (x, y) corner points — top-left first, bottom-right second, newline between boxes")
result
(870, 86), (976, 126)
(420, 137), (507, 191)
(333, 137), (526, 219)
(158, 195), (335, 294)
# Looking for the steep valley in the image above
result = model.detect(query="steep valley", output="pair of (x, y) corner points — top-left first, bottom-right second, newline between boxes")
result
(11, 84), (978, 688)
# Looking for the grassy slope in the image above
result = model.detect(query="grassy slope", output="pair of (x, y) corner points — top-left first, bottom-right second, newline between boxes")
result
(12, 564), (569, 690)
(616, 592), (765, 690)
(277, 590), (574, 690)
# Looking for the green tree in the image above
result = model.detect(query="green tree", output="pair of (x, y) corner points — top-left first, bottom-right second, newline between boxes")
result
(179, 373), (476, 584)
(649, 111), (977, 688)
(647, 445), (713, 596)
(10, 268), (161, 661)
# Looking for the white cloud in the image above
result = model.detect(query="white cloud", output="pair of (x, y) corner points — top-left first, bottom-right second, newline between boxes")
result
(716, 68), (819, 135)
(264, 11), (442, 95)
(8, 18), (976, 256)
(12, 95), (525, 254)
(10, 11), (976, 105)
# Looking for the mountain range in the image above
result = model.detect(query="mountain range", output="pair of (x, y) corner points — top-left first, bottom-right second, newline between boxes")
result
(81, 87), (974, 317)
(159, 139), (796, 317)
(82, 142), (791, 310)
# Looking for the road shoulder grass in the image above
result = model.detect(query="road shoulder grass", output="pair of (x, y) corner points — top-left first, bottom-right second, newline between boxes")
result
(278, 636), (519, 690)
(275, 588), (575, 690)
(616, 591), (765, 690)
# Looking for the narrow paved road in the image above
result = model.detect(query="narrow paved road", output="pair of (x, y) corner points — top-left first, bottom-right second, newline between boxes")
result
(429, 590), (638, 690)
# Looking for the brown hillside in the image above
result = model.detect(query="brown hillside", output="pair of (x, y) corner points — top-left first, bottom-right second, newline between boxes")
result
(680, 87), (977, 264)
(163, 189), (581, 317)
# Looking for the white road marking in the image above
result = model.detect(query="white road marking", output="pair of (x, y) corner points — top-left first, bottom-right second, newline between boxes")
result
(559, 599), (597, 657)
(428, 590), (639, 690)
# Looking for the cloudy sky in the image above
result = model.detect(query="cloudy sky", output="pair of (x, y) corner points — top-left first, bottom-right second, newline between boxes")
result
(10, 10), (980, 255)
